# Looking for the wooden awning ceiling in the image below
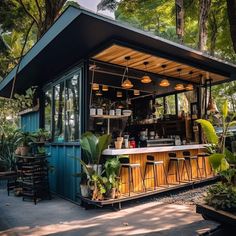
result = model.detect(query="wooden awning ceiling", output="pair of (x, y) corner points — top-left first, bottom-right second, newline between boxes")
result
(92, 44), (228, 85)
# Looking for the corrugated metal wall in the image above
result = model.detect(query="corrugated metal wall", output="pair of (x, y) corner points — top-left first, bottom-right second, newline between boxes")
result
(46, 145), (81, 201)
(20, 112), (39, 132)
(20, 112), (81, 201)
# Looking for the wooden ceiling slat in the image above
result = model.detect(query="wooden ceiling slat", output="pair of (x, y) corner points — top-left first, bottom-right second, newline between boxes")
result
(93, 44), (228, 84)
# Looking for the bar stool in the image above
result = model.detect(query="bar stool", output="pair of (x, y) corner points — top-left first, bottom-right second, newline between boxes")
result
(144, 155), (168, 190)
(182, 151), (201, 180)
(119, 156), (145, 196)
(167, 152), (190, 184)
(197, 152), (211, 178)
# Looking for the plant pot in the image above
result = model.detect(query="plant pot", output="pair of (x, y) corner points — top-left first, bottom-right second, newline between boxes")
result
(20, 146), (30, 156)
(108, 188), (116, 199)
(91, 164), (102, 175)
(80, 184), (90, 197)
(15, 147), (21, 155)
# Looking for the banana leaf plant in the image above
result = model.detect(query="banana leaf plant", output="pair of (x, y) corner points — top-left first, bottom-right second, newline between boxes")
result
(80, 132), (111, 165)
(196, 100), (236, 173)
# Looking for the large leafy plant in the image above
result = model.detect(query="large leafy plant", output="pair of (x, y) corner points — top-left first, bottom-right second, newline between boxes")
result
(196, 100), (236, 173)
(80, 132), (111, 165)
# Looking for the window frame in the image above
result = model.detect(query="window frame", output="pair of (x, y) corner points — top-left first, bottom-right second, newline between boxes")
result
(43, 66), (82, 143)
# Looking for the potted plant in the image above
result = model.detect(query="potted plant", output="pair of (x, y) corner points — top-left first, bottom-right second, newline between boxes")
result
(196, 100), (236, 226)
(17, 131), (36, 156)
(104, 157), (121, 199)
(80, 132), (111, 175)
(78, 160), (107, 200)
(35, 128), (50, 142)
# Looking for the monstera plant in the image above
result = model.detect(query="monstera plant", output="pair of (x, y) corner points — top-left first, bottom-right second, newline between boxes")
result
(197, 100), (236, 211)
(196, 100), (236, 173)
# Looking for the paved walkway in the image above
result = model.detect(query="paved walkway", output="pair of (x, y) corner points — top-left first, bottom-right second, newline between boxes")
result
(0, 188), (219, 236)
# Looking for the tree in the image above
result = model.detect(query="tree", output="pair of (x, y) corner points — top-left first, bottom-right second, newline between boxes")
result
(198, 0), (211, 51)
(226, 0), (236, 53)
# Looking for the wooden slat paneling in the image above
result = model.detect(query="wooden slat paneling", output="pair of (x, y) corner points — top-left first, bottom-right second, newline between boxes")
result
(93, 44), (228, 84)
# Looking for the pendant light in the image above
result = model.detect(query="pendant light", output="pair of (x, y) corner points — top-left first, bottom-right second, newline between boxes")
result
(116, 91), (122, 98)
(102, 85), (109, 91)
(134, 89), (140, 96)
(175, 68), (184, 90)
(207, 79), (218, 113)
(141, 62), (152, 84)
(92, 83), (99, 91)
(185, 71), (194, 91)
(121, 56), (133, 89)
(160, 65), (170, 87)
(95, 86), (102, 96)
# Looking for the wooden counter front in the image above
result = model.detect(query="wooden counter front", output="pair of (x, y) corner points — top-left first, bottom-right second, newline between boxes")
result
(103, 145), (212, 194)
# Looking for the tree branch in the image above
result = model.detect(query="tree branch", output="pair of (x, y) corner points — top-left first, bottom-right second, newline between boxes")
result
(34, 0), (43, 26)
(10, 21), (34, 99)
(17, 0), (40, 32)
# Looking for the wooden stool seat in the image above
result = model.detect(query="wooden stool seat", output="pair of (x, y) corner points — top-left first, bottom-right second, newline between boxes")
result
(119, 156), (145, 196)
(169, 157), (185, 161)
(144, 155), (168, 190)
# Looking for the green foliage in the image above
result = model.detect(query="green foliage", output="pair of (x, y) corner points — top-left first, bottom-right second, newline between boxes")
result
(80, 132), (111, 164)
(0, 124), (21, 171)
(205, 183), (236, 210)
(104, 157), (121, 190)
(209, 153), (229, 172)
(195, 119), (218, 145)
(16, 131), (36, 146)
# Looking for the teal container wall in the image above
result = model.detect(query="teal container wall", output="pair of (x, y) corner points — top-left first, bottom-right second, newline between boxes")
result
(20, 112), (39, 132)
(46, 145), (81, 201)
(20, 112), (81, 201)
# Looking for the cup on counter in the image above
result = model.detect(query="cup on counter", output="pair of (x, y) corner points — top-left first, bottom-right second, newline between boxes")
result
(117, 137), (123, 142)
(109, 109), (115, 116)
(115, 109), (122, 116)
(90, 108), (96, 116)
(115, 141), (122, 149)
(97, 108), (103, 116)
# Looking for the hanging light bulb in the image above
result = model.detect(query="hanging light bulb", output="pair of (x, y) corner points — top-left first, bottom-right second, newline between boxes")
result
(207, 79), (218, 113)
(185, 84), (194, 91)
(116, 91), (122, 98)
(102, 85), (108, 91)
(95, 86), (102, 96)
(160, 65), (170, 87)
(175, 68), (184, 90)
(185, 71), (194, 91)
(141, 62), (152, 84)
(121, 56), (134, 89)
(175, 84), (185, 90)
(134, 90), (140, 96)
(92, 83), (99, 91)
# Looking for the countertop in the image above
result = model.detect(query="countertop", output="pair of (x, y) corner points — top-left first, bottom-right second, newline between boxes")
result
(102, 144), (206, 156)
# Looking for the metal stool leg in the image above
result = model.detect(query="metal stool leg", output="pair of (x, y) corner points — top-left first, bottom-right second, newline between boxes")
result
(138, 167), (146, 191)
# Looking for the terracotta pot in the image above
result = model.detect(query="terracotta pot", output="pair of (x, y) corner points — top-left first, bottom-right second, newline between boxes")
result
(80, 184), (90, 197)
(108, 188), (116, 199)
(20, 146), (29, 156)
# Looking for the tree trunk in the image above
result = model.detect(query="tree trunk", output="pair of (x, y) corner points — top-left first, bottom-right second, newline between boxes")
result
(209, 12), (217, 56)
(226, 0), (236, 53)
(198, 0), (211, 51)
(175, 0), (184, 43)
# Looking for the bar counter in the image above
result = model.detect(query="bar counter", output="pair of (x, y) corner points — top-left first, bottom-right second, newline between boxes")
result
(102, 144), (206, 156)
(103, 144), (212, 194)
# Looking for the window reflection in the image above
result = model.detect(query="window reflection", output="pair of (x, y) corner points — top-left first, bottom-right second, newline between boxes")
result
(165, 95), (176, 115)
(44, 89), (52, 132)
(65, 74), (79, 141)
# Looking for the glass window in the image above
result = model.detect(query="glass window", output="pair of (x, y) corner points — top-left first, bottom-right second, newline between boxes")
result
(155, 97), (164, 118)
(165, 95), (176, 115)
(44, 89), (52, 132)
(45, 68), (81, 142)
(54, 82), (65, 141)
(65, 74), (80, 141)
(178, 91), (197, 116)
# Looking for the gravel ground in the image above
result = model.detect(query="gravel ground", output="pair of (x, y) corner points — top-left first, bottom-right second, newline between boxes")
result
(140, 185), (212, 206)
